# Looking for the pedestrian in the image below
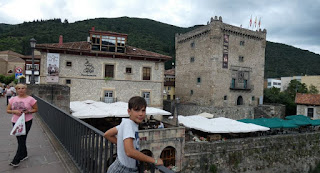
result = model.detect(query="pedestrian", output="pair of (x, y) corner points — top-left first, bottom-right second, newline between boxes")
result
(104, 96), (163, 173)
(7, 83), (38, 167)
(10, 85), (16, 96)
(0, 84), (3, 97)
(5, 85), (13, 105)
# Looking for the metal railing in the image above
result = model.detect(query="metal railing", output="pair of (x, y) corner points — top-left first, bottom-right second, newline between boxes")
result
(34, 95), (174, 173)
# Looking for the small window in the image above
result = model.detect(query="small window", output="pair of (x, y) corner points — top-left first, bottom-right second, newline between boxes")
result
(66, 79), (71, 84)
(190, 42), (195, 48)
(224, 95), (227, 100)
(268, 82), (271, 86)
(197, 77), (201, 84)
(168, 86), (171, 90)
(190, 57), (195, 63)
(252, 96), (255, 101)
(126, 67), (132, 74)
(190, 90), (193, 95)
(66, 61), (72, 67)
(8, 70), (13, 73)
(240, 41), (245, 46)
(239, 56), (244, 62)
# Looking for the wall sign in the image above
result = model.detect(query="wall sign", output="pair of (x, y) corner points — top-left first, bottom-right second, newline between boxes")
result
(81, 59), (96, 76)
(46, 53), (60, 83)
(223, 34), (229, 68)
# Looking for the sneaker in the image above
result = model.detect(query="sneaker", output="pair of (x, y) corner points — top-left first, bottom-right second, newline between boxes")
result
(20, 156), (28, 162)
(9, 160), (20, 167)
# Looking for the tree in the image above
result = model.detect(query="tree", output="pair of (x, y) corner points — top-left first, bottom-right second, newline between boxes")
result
(308, 84), (319, 94)
(284, 79), (308, 100)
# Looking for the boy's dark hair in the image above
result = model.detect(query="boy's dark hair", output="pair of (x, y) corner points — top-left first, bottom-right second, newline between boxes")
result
(128, 96), (147, 110)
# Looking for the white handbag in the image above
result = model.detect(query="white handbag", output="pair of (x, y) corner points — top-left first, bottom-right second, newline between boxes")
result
(10, 113), (26, 136)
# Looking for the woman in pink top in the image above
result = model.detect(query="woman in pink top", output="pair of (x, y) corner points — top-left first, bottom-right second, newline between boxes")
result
(6, 83), (38, 167)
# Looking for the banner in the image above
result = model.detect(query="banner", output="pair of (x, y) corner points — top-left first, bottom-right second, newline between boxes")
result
(46, 53), (60, 83)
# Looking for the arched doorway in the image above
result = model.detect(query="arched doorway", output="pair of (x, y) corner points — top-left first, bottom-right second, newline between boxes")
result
(237, 96), (243, 105)
(160, 146), (176, 167)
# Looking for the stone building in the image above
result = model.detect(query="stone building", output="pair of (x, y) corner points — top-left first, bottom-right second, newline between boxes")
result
(295, 93), (320, 119)
(163, 68), (175, 100)
(175, 16), (267, 118)
(0, 50), (25, 76)
(20, 50), (41, 84)
(36, 28), (171, 107)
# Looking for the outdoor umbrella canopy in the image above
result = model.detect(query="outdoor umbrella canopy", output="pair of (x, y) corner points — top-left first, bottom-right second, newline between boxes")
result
(178, 115), (270, 133)
(70, 100), (171, 119)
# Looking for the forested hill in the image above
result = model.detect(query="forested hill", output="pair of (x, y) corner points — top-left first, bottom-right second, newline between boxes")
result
(1, 17), (320, 78)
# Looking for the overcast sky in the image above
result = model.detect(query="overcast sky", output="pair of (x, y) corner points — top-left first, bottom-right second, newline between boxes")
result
(0, 0), (319, 54)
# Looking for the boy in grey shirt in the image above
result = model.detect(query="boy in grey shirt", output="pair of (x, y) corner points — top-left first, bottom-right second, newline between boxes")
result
(104, 96), (163, 172)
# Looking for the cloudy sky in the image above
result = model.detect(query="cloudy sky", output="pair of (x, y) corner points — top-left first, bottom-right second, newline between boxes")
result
(0, 0), (319, 54)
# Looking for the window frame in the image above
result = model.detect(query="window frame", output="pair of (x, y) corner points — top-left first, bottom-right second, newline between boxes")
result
(105, 64), (115, 78)
(143, 67), (151, 80)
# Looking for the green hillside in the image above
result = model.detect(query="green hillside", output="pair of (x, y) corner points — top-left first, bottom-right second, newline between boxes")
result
(1, 17), (319, 78)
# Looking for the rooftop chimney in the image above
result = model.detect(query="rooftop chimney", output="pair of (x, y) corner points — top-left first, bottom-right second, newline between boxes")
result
(91, 26), (95, 31)
(59, 35), (63, 45)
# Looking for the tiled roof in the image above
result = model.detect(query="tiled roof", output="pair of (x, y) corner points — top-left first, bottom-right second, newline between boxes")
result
(295, 93), (320, 106)
(0, 50), (25, 62)
(0, 50), (24, 57)
(164, 68), (175, 75)
(36, 41), (171, 61)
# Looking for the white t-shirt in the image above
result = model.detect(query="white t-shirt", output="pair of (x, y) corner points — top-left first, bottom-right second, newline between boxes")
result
(116, 118), (139, 169)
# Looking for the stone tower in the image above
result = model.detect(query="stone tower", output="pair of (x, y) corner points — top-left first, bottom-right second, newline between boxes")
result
(175, 16), (267, 118)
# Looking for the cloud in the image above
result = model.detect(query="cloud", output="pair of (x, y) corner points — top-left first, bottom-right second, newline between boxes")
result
(0, 0), (319, 54)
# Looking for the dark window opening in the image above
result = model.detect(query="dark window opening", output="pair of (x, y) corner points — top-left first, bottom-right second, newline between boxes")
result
(143, 67), (151, 80)
(126, 67), (132, 74)
(66, 61), (72, 67)
(237, 96), (244, 105)
(197, 77), (201, 84)
(66, 79), (71, 84)
(190, 90), (193, 95)
(239, 56), (244, 62)
(224, 95), (227, 100)
(190, 57), (195, 63)
(105, 65), (114, 78)
(307, 108), (314, 118)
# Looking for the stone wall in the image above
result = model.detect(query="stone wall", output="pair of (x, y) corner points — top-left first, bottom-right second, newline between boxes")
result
(176, 103), (254, 120)
(183, 132), (320, 173)
(254, 104), (286, 119)
(139, 127), (185, 172)
(27, 84), (70, 113)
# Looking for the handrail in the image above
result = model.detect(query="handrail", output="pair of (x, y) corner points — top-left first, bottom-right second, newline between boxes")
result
(34, 95), (175, 173)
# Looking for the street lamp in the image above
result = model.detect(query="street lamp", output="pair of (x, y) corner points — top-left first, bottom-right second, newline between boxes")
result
(30, 38), (36, 84)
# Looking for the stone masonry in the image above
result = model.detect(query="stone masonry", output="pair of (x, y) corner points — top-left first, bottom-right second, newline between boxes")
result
(175, 16), (266, 118)
(39, 52), (165, 107)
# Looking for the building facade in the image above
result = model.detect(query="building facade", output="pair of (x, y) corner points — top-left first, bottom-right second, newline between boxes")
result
(295, 93), (320, 119)
(163, 68), (175, 100)
(266, 78), (281, 89)
(175, 16), (266, 111)
(36, 29), (171, 107)
(0, 50), (25, 77)
(21, 50), (41, 84)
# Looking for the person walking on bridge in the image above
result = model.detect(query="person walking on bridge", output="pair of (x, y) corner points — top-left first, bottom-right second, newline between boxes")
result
(6, 83), (38, 167)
